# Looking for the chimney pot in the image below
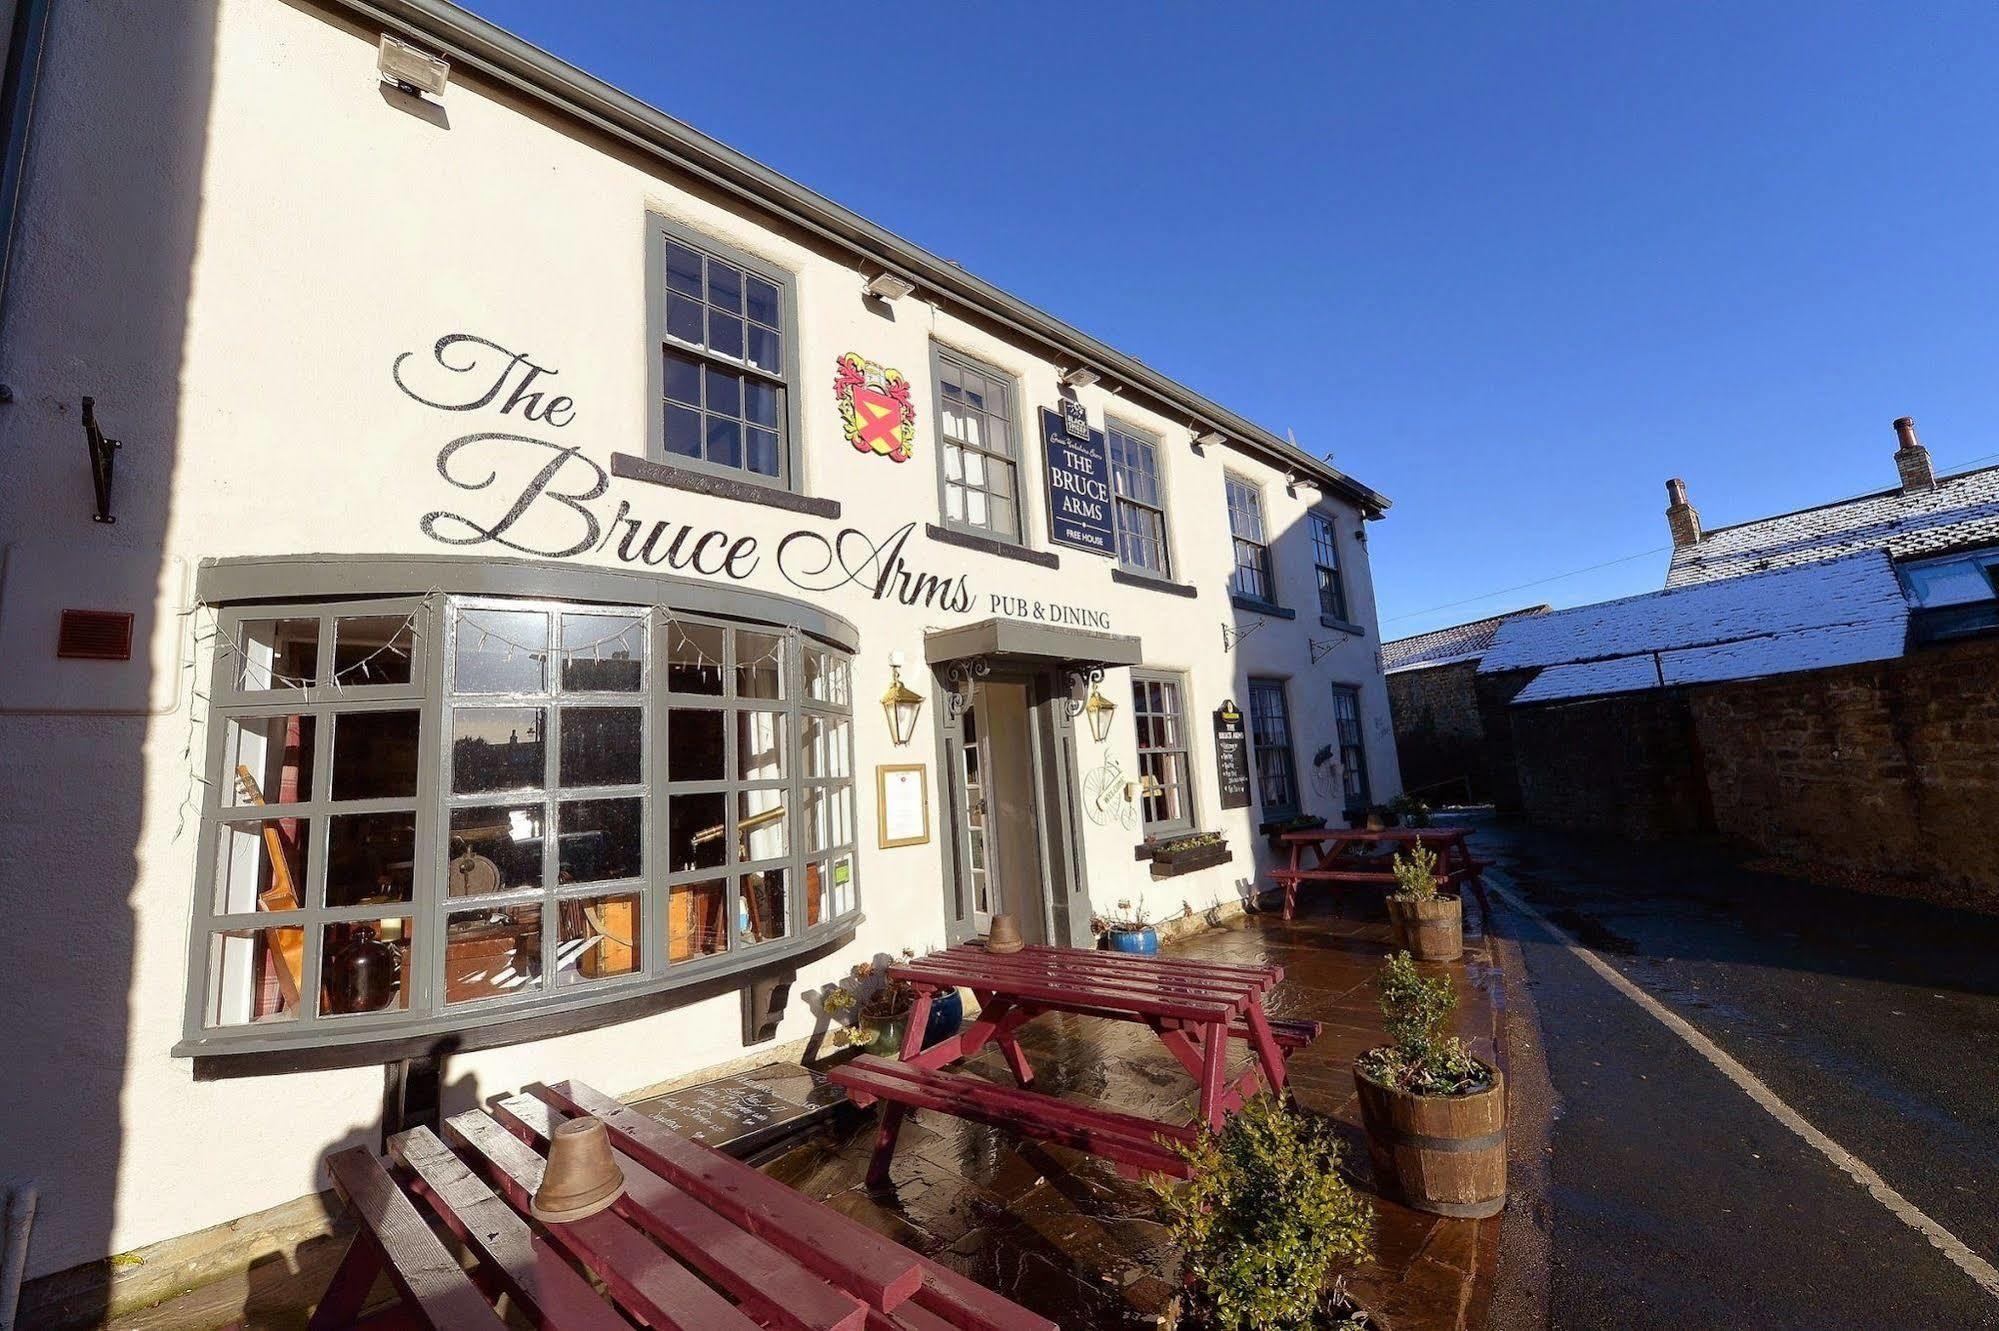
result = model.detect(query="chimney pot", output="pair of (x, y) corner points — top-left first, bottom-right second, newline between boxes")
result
(1892, 416), (1935, 492)
(1665, 477), (1701, 548)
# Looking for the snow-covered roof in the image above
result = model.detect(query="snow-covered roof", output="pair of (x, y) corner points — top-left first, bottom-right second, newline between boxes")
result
(1480, 551), (1910, 704)
(1666, 464), (1999, 588)
(1382, 606), (1549, 673)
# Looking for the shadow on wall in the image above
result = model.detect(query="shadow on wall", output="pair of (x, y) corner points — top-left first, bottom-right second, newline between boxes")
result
(0, 1), (216, 1323)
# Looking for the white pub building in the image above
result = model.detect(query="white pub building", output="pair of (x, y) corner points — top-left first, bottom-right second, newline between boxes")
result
(0, 0), (1400, 1314)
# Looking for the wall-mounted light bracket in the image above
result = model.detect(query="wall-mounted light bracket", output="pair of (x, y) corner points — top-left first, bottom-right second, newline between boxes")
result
(1308, 638), (1338, 665)
(1059, 366), (1100, 390)
(378, 33), (449, 98)
(82, 396), (119, 524)
(1220, 619), (1267, 653)
(862, 269), (915, 302)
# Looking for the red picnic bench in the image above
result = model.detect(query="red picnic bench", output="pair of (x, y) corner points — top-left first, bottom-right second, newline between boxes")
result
(828, 943), (1321, 1186)
(1271, 826), (1493, 922)
(310, 1077), (1055, 1331)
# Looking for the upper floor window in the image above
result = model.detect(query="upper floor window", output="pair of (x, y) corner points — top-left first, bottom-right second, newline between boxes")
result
(1311, 512), (1349, 622)
(649, 219), (797, 488)
(1110, 424), (1171, 577)
(1133, 670), (1195, 836)
(934, 348), (1021, 542)
(1226, 473), (1274, 603)
(187, 587), (857, 1060)
(1247, 677), (1298, 818)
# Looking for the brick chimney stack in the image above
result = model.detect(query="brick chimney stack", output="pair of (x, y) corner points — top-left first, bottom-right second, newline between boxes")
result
(1893, 416), (1935, 492)
(1665, 477), (1701, 548)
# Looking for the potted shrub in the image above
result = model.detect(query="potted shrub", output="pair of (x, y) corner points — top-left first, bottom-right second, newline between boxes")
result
(1094, 900), (1158, 954)
(1151, 1095), (1373, 1330)
(1353, 952), (1505, 1219)
(1387, 792), (1433, 827)
(821, 951), (962, 1053)
(1385, 840), (1461, 962)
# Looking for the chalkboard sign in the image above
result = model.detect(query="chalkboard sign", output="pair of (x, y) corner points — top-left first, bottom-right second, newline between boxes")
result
(1214, 700), (1251, 810)
(1040, 407), (1115, 555)
(634, 1065), (841, 1156)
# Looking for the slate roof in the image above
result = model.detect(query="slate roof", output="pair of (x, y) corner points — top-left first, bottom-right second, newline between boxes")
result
(1479, 551), (1910, 704)
(1666, 464), (1999, 588)
(1382, 606), (1550, 673)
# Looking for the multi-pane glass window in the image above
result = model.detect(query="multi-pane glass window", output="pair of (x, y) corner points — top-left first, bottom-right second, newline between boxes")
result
(1110, 425), (1170, 576)
(1226, 473), (1274, 602)
(937, 350), (1020, 540)
(1330, 684), (1371, 813)
(1247, 678), (1298, 818)
(445, 601), (647, 1007)
(1133, 671), (1195, 835)
(1311, 512), (1349, 621)
(659, 233), (788, 482)
(189, 592), (857, 1054)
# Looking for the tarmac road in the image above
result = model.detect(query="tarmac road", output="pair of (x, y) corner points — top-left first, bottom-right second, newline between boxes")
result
(1475, 817), (1999, 1331)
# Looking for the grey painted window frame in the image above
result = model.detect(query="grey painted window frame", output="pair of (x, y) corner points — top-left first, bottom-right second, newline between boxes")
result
(1225, 470), (1276, 604)
(645, 213), (804, 494)
(1108, 419), (1172, 579)
(1328, 681), (1371, 813)
(929, 341), (1029, 548)
(178, 565), (859, 1064)
(1131, 667), (1198, 838)
(1309, 510), (1350, 622)
(1246, 676), (1299, 819)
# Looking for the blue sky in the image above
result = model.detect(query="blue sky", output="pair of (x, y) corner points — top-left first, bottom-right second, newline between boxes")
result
(462, 1), (1999, 636)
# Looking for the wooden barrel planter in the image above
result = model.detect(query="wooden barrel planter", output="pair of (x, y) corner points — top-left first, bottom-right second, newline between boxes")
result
(1386, 894), (1463, 962)
(1353, 1066), (1506, 1218)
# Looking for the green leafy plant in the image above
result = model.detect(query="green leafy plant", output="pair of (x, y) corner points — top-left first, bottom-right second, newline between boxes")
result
(1387, 792), (1433, 827)
(1355, 952), (1492, 1097)
(1151, 1096), (1373, 1331)
(1389, 841), (1442, 903)
(819, 951), (919, 1046)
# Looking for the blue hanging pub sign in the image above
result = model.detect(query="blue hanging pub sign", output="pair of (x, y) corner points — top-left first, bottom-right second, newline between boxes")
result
(1040, 406), (1115, 556)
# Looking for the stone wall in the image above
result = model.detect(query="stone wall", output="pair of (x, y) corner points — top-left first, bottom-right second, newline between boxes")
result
(1689, 635), (1999, 894)
(1387, 661), (1495, 802)
(1480, 636), (1999, 900)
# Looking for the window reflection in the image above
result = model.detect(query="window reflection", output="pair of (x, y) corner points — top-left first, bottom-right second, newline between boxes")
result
(326, 811), (417, 907)
(452, 707), (546, 794)
(445, 904), (541, 1005)
(333, 615), (416, 686)
(667, 622), (725, 694)
(557, 797), (642, 884)
(455, 608), (547, 694)
(560, 893), (640, 984)
(558, 613), (646, 692)
(331, 710), (421, 801)
(238, 617), (318, 691)
(559, 706), (642, 787)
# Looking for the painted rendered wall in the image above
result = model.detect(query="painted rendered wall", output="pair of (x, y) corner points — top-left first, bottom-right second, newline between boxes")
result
(0, 0), (1398, 1277)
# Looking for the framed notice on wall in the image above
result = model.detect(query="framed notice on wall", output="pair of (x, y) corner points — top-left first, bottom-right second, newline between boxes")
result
(877, 763), (931, 848)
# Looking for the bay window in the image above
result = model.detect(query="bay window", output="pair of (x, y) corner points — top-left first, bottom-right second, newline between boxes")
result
(184, 572), (858, 1061)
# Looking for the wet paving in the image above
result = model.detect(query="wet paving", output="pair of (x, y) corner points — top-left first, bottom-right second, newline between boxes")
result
(758, 900), (1505, 1330)
(1479, 815), (1999, 1331)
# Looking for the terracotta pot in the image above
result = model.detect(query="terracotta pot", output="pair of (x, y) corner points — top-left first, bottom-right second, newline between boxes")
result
(1353, 1064), (1506, 1218)
(1386, 894), (1462, 962)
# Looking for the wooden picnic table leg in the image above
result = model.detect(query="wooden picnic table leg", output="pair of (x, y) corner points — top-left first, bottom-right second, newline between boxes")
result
(1243, 1003), (1289, 1097)
(991, 1003), (1036, 1087)
(305, 1231), (388, 1330)
(897, 987), (935, 1061)
(1282, 840), (1306, 920)
(865, 1102), (908, 1190)
(1197, 1017), (1229, 1133)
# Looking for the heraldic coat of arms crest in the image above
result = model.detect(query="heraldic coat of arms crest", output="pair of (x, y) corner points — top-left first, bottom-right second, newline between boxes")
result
(834, 352), (916, 463)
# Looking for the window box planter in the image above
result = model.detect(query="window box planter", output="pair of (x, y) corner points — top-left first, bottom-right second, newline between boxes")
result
(1145, 833), (1234, 880)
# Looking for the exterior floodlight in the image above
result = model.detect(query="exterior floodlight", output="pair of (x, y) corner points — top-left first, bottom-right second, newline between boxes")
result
(881, 662), (925, 747)
(1193, 428), (1225, 447)
(1082, 681), (1117, 744)
(864, 271), (916, 302)
(378, 34), (449, 97)
(1060, 367), (1100, 390)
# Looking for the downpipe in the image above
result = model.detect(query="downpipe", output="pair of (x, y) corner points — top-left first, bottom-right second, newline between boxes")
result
(0, 1181), (36, 1331)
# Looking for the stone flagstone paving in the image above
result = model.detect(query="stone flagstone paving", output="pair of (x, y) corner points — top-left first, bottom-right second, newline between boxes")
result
(758, 894), (1506, 1330)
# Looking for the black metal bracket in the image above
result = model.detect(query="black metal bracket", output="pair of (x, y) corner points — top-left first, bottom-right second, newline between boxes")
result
(1308, 637), (1338, 664)
(1061, 664), (1105, 718)
(82, 396), (120, 523)
(1221, 619), (1267, 653)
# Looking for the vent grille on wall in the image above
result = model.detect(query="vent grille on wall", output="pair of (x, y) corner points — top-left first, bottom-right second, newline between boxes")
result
(57, 609), (135, 661)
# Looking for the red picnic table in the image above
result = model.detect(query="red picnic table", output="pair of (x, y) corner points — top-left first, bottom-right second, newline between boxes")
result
(1273, 825), (1492, 922)
(828, 942), (1321, 1186)
(311, 1078), (1054, 1331)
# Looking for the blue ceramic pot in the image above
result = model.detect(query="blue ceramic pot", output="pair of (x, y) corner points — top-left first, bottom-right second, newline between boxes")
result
(1105, 926), (1159, 955)
(923, 987), (964, 1047)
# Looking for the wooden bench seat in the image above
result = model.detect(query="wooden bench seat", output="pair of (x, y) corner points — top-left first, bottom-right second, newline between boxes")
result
(829, 1055), (1193, 1182)
(1225, 1014), (1321, 1049)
